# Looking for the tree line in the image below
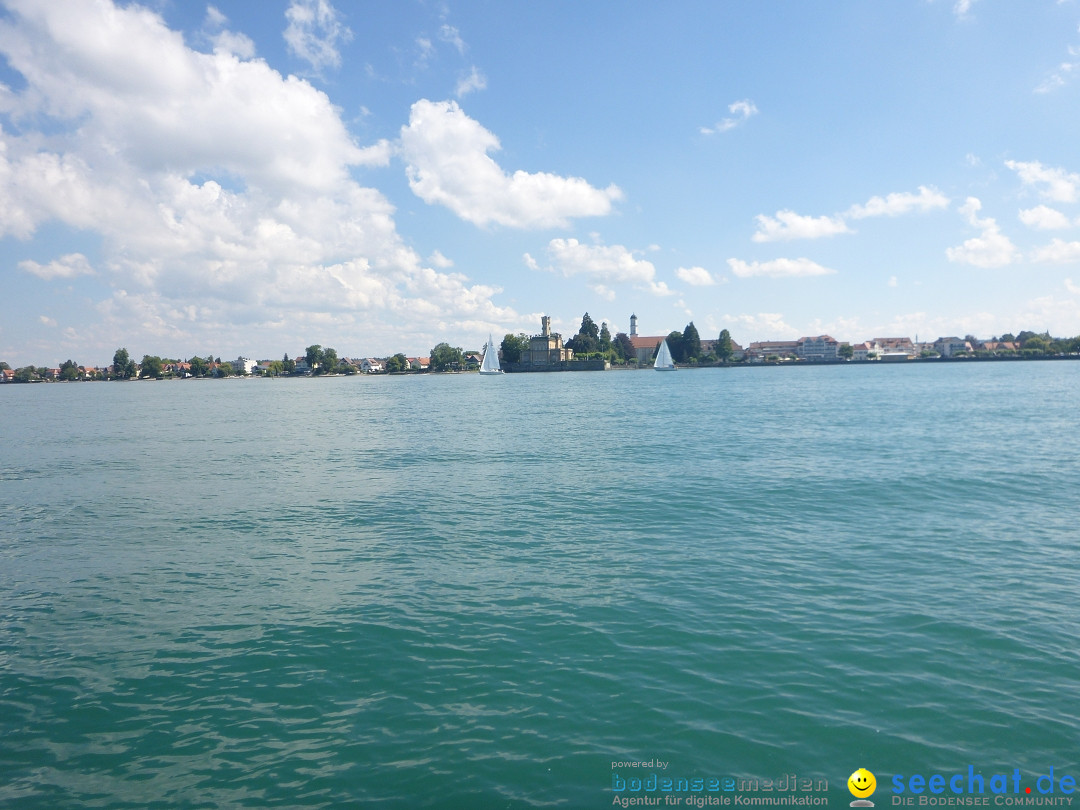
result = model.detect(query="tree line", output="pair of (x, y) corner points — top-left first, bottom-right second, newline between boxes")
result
(497, 313), (737, 366)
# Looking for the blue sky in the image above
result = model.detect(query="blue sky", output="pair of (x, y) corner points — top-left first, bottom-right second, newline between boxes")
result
(2, 0), (1080, 365)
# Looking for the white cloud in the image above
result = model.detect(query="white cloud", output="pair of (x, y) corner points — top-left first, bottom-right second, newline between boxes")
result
(20, 252), (95, 280)
(723, 312), (799, 340)
(38, 315), (57, 327)
(1018, 205), (1072, 230)
(1006, 160), (1080, 203)
(953, 0), (979, 18)
(675, 266), (717, 286)
(400, 99), (622, 228)
(752, 210), (851, 242)
(203, 6), (255, 58)
(284, 0), (352, 72)
(1035, 29), (1080, 94)
(847, 185), (950, 219)
(1030, 238), (1080, 264)
(888, 275), (898, 287)
(439, 24), (466, 54)
(0, 0), (517, 358)
(455, 66), (487, 98)
(700, 99), (758, 135)
(726, 257), (837, 278)
(1066, 278), (1080, 295)
(544, 238), (656, 283)
(428, 250), (454, 268)
(945, 197), (1020, 268)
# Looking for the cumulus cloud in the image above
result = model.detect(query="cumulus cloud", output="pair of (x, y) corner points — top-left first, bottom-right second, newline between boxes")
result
(726, 257), (837, 278)
(724, 312), (798, 340)
(1030, 239), (1080, 264)
(674, 266), (717, 286)
(534, 237), (673, 296)
(752, 211), (851, 242)
(1019, 205), (1072, 230)
(19, 252), (95, 280)
(0, 0), (517, 357)
(1006, 160), (1080, 203)
(700, 99), (758, 135)
(752, 187), (946, 243)
(284, 0), (352, 71)
(846, 185), (950, 218)
(946, 197), (1020, 268)
(400, 99), (622, 228)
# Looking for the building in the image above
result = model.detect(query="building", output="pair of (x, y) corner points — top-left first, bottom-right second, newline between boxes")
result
(360, 358), (383, 373)
(233, 357), (257, 375)
(934, 336), (970, 357)
(746, 341), (800, 361)
(796, 335), (840, 361)
(625, 314), (670, 364)
(524, 316), (574, 365)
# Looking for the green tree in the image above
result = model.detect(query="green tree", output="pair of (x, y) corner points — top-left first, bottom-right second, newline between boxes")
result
(189, 356), (210, 377)
(305, 345), (323, 372)
(59, 359), (80, 381)
(14, 366), (39, 383)
(140, 355), (164, 379)
(0, 362), (10, 370)
(1000, 332), (1016, 342)
(430, 342), (463, 372)
(319, 347), (338, 374)
(682, 322), (701, 360)
(385, 353), (408, 373)
(613, 332), (635, 364)
(599, 322), (612, 352)
(112, 348), (136, 380)
(839, 343), (854, 359)
(665, 331), (685, 363)
(715, 329), (734, 362)
(500, 333), (529, 363)
(282, 353), (295, 374)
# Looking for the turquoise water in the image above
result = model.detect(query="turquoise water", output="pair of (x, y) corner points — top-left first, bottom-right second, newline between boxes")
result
(2, 363), (1079, 808)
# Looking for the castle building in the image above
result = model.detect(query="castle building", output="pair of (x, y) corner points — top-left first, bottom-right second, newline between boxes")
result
(526, 316), (574, 365)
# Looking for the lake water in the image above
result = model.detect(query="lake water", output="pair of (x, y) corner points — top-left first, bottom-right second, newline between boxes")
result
(2, 362), (1079, 808)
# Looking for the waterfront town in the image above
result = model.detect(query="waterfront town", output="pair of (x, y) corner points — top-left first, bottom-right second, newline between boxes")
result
(2, 314), (1078, 383)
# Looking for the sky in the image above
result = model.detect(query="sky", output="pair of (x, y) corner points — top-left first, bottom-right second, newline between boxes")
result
(2, 0), (1080, 366)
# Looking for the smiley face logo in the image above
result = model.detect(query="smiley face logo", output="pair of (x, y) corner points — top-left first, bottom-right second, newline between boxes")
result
(848, 768), (877, 799)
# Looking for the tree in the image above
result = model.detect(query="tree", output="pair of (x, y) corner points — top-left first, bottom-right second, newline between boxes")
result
(716, 329), (734, 362)
(140, 355), (163, 379)
(189, 356), (210, 377)
(385, 353), (408, 373)
(59, 359), (80, 381)
(839, 343), (854, 360)
(568, 312), (600, 355)
(665, 331), (685, 363)
(305, 345), (322, 372)
(282, 353), (295, 374)
(112, 348), (136, 380)
(14, 366), (39, 383)
(0, 362), (10, 370)
(579, 312), (600, 341)
(500, 333), (529, 363)
(430, 342), (463, 372)
(599, 322), (612, 353)
(682, 322), (701, 360)
(319, 347), (338, 374)
(613, 332), (635, 364)
(1000, 332), (1016, 342)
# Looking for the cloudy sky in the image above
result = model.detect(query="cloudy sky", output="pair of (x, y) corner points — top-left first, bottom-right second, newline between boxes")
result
(2, 0), (1080, 365)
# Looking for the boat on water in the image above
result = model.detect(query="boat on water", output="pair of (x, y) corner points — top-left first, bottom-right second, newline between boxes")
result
(654, 338), (677, 371)
(479, 335), (504, 375)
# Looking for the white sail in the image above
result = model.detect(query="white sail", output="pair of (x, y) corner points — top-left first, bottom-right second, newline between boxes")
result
(654, 338), (677, 371)
(479, 334), (503, 374)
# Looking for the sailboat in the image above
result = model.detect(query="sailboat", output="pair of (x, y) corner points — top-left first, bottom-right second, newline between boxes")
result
(479, 334), (504, 375)
(654, 338), (677, 371)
